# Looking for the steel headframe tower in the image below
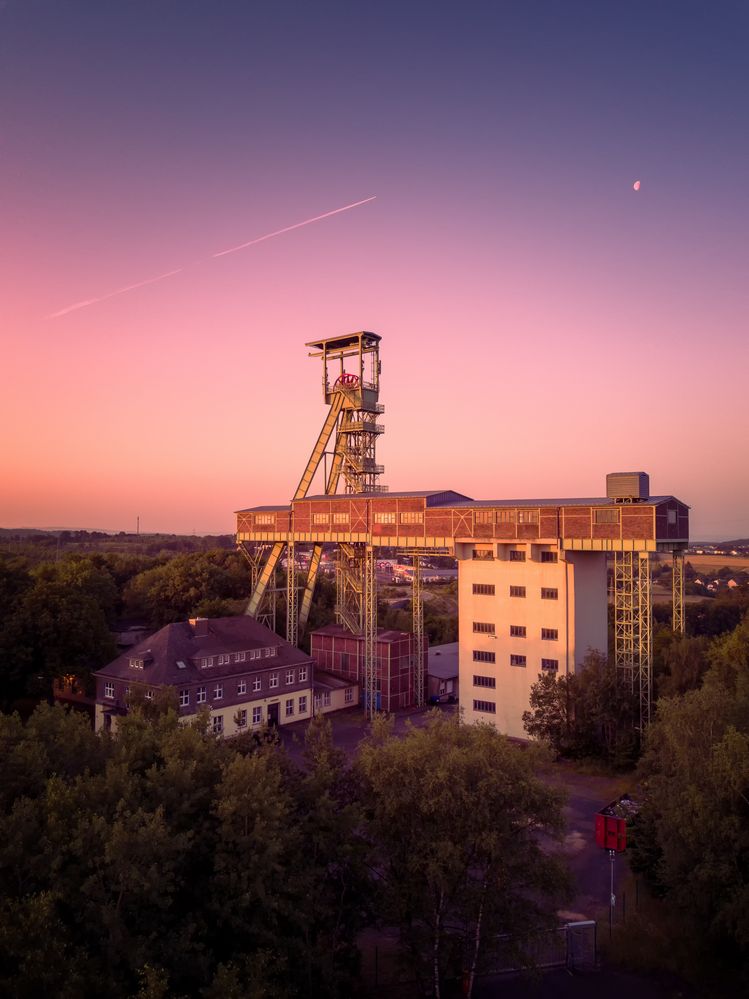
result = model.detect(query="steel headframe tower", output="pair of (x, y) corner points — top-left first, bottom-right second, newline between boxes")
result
(672, 551), (685, 634)
(243, 332), (385, 715)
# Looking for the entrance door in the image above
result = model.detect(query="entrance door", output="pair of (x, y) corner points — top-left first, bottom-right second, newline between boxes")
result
(267, 702), (280, 727)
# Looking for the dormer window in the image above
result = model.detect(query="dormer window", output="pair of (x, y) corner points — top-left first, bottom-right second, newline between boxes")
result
(130, 658), (144, 669)
(218, 654), (230, 665)
(201, 657), (214, 668)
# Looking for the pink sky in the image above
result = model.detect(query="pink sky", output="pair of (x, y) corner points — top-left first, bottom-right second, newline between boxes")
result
(1, 3), (747, 541)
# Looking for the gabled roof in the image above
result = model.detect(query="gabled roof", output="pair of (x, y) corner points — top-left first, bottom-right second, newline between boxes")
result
(96, 616), (311, 686)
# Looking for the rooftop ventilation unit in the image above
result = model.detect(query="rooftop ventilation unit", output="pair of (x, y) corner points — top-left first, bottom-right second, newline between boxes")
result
(606, 472), (649, 503)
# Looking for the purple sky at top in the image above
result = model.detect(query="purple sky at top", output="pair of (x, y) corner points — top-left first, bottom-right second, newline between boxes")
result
(1, 0), (747, 539)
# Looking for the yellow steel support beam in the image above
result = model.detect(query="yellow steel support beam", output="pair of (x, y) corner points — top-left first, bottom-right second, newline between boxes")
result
(293, 393), (344, 500)
(246, 541), (285, 619)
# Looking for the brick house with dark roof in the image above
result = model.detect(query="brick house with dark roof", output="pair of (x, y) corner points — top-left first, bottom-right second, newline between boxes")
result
(94, 616), (314, 737)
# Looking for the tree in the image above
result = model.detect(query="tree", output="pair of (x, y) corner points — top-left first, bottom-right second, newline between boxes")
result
(356, 713), (569, 997)
(522, 670), (573, 756)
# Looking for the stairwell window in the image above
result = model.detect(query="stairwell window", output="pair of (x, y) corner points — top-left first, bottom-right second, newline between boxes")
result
(541, 588), (559, 600)
(473, 650), (496, 663)
(473, 622), (495, 634)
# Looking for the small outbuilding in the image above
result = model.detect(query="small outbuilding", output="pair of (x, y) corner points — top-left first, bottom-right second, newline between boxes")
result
(427, 642), (459, 704)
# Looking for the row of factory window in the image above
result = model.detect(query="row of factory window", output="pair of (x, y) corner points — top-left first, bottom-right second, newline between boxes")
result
(472, 585), (559, 601)
(474, 509), (540, 525)
(473, 623), (558, 640)
(472, 551), (558, 563)
(303, 511), (428, 526)
(199, 647), (277, 669)
(212, 695), (309, 733)
(472, 654), (559, 671)
(104, 666), (308, 703)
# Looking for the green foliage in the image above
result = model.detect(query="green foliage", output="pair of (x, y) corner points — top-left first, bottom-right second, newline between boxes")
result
(523, 651), (639, 766)
(630, 609), (749, 973)
(122, 550), (251, 626)
(356, 712), (569, 996)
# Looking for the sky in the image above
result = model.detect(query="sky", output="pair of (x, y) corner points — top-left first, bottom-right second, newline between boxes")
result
(1, 0), (747, 540)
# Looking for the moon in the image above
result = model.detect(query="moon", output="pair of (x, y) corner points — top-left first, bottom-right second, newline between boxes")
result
(633, 180), (641, 191)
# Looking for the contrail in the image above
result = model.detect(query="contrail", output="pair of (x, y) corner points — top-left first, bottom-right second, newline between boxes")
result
(45, 196), (376, 319)
(45, 268), (184, 319)
(212, 196), (377, 257)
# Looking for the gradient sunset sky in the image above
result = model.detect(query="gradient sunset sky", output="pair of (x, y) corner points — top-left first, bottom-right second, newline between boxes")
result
(1, 1), (747, 539)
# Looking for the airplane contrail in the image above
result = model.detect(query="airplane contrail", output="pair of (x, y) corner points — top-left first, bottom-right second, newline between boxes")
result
(45, 268), (185, 319)
(212, 196), (377, 257)
(45, 196), (376, 319)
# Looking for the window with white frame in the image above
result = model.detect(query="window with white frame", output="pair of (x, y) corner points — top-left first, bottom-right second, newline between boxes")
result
(236, 651), (246, 662)
(214, 684), (223, 700)
(179, 689), (190, 707)
(298, 695), (308, 713)
(312, 512), (330, 524)
(400, 511), (423, 524)
(332, 512), (349, 524)
(374, 511), (396, 524)
(202, 657), (214, 668)
(252, 705), (262, 725)
(269, 673), (278, 688)
(285, 698), (294, 717)
(254, 514), (274, 525)
(237, 680), (247, 696)
(264, 647), (272, 658)
(197, 686), (206, 704)
(285, 669), (295, 685)
(218, 654), (230, 665)
(299, 666), (307, 682)
(253, 676), (261, 692)
(212, 715), (223, 734)
(323, 692), (332, 707)
(344, 687), (353, 703)
(236, 709), (247, 727)
(250, 649), (260, 660)
(104, 682), (115, 699)
(145, 689), (154, 701)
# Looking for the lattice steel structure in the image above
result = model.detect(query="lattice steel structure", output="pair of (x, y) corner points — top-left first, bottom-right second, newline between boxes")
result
(239, 543), (277, 632)
(672, 552), (685, 634)
(613, 551), (653, 732)
(244, 333), (390, 714)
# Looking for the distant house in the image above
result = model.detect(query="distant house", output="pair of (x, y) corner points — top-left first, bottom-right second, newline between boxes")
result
(427, 642), (459, 704)
(313, 669), (359, 714)
(94, 616), (314, 737)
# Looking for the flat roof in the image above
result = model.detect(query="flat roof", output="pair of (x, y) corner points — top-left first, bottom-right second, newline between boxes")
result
(428, 642), (459, 679)
(305, 331), (381, 351)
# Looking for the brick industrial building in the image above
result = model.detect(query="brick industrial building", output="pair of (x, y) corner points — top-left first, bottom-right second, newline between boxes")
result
(236, 335), (689, 736)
